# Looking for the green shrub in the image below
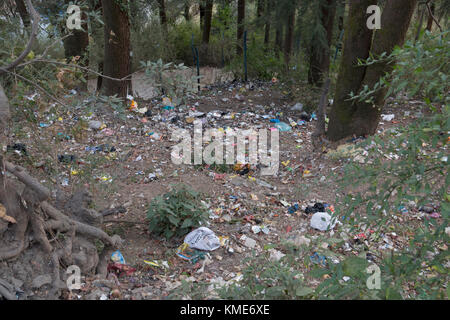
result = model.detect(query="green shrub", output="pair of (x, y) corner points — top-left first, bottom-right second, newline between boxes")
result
(147, 185), (209, 240)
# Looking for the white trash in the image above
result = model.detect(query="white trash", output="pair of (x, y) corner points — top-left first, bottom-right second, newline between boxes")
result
(290, 103), (303, 111)
(184, 227), (221, 251)
(310, 212), (337, 231)
(381, 114), (395, 122)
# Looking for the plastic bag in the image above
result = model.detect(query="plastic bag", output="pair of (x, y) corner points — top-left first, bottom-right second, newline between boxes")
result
(184, 227), (221, 251)
(310, 212), (337, 231)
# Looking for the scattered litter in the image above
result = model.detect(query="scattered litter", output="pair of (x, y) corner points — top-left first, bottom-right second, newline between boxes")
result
(111, 250), (126, 264)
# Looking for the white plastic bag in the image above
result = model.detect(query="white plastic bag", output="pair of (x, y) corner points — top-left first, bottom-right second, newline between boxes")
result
(184, 227), (221, 251)
(310, 212), (337, 231)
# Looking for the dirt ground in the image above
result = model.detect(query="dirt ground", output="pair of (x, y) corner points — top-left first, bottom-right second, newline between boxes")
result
(1, 77), (437, 300)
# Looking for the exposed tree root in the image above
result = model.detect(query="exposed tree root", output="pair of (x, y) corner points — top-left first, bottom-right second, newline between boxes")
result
(0, 155), (122, 300)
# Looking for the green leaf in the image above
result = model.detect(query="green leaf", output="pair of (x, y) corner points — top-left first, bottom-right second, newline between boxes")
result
(295, 286), (314, 297)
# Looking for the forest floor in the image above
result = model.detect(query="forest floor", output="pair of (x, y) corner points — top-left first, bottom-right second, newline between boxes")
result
(1, 78), (440, 300)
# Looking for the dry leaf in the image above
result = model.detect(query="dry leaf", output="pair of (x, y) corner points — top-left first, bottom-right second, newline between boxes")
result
(0, 203), (16, 224)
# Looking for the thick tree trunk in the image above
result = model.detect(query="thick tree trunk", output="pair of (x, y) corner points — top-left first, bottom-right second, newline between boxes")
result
(157, 0), (168, 34)
(202, 0), (213, 44)
(200, 1), (205, 30)
(63, 6), (89, 91)
(327, 0), (417, 141)
(237, 0), (245, 55)
(326, 0), (376, 140)
(284, 9), (296, 67)
(308, 0), (336, 85)
(15, 0), (30, 28)
(102, 0), (131, 98)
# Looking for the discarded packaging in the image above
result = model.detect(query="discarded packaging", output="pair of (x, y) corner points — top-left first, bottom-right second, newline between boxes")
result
(310, 211), (337, 231)
(184, 227), (221, 251)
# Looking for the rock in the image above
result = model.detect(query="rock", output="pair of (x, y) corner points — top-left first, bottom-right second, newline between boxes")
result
(310, 212), (337, 231)
(240, 235), (257, 248)
(446, 227), (450, 237)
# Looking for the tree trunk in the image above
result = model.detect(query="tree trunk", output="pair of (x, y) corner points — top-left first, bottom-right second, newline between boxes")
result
(102, 0), (131, 98)
(63, 2), (89, 91)
(237, 0), (245, 55)
(202, 0), (213, 44)
(308, 0), (336, 85)
(284, 9), (296, 67)
(426, 2), (435, 31)
(275, 20), (283, 53)
(327, 0), (417, 141)
(15, 0), (30, 28)
(184, 1), (191, 21)
(264, 0), (272, 45)
(157, 0), (168, 34)
(256, 0), (264, 19)
(200, 1), (205, 30)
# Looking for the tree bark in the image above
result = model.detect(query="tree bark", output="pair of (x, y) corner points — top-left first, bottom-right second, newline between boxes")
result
(308, 0), (336, 85)
(202, 0), (213, 44)
(426, 2), (435, 31)
(157, 0), (168, 34)
(63, 3), (89, 91)
(256, 0), (264, 19)
(237, 0), (245, 55)
(327, 0), (417, 141)
(284, 9), (296, 67)
(15, 0), (30, 28)
(275, 21), (283, 53)
(326, 0), (377, 140)
(200, 1), (205, 30)
(102, 0), (131, 98)
(184, 1), (191, 21)
(264, 0), (272, 46)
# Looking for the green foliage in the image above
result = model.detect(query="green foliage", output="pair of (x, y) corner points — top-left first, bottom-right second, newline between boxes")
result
(218, 252), (314, 300)
(141, 58), (200, 105)
(320, 31), (449, 300)
(214, 30), (449, 300)
(147, 185), (209, 240)
(227, 40), (285, 80)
